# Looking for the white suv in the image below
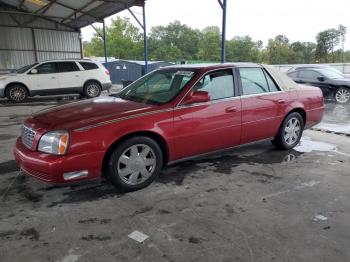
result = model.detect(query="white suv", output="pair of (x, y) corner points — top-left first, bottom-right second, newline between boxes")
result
(0, 59), (112, 102)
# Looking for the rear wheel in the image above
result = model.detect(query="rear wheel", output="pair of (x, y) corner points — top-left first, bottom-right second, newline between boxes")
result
(6, 84), (28, 103)
(272, 112), (304, 150)
(335, 87), (350, 104)
(84, 81), (101, 98)
(107, 136), (163, 191)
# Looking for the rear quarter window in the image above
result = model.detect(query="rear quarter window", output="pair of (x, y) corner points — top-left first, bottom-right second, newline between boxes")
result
(79, 62), (99, 70)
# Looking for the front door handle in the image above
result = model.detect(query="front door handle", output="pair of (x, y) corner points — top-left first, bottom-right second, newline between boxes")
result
(226, 106), (238, 113)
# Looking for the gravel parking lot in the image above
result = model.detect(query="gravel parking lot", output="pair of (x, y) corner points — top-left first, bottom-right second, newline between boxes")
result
(0, 97), (350, 262)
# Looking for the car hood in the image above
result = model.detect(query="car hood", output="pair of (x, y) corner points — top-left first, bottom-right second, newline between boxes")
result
(26, 96), (157, 131)
(0, 73), (19, 80)
(0, 74), (11, 80)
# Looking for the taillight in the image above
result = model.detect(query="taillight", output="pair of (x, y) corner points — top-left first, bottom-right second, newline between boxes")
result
(105, 69), (110, 75)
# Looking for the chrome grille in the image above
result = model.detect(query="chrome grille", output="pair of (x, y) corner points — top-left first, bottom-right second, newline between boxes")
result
(21, 125), (36, 149)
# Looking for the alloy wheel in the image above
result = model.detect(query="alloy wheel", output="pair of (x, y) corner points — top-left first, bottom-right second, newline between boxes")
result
(117, 144), (156, 185)
(283, 117), (301, 146)
(9, 86), (26, 102)
(86, 84), (100, 97)
(335, 88), (350, 103)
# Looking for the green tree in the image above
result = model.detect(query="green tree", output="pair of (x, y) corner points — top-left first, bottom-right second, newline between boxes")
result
(83, 17), (143, 60)
(338, 24), (347, 62)
(316, 29), (340, 63)
(226, 36), (262, 62)
(148, 21), (201, 61)
(290, 41), (316, 64)
(197, 26), (221, 62)
(265, 35), (292, 64)
(344, 51), (350, 63)
(83, 18), (350, 65)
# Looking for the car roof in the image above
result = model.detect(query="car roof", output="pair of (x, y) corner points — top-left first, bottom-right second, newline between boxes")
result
(164, 62), (261, 71)
(39, 59), (96, 63)
(295, 65), (328, 69)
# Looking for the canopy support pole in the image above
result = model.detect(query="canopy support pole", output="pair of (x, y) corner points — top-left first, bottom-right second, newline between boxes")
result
(102, 19), (107, 64)
(127, 3), (148, 74)
(218, 0), (227, 63)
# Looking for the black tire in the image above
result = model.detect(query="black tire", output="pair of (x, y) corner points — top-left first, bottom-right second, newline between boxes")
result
(335, 87), (350, 104)
(107, 136), (163, 191)
(272, 112), (304, 150)
(83, 81), (101, 98)
(6, 84), (28, 103)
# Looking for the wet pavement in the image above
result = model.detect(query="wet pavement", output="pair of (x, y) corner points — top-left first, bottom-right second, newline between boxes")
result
(314, 103), (350, 135)
(0, 99), (350, 262)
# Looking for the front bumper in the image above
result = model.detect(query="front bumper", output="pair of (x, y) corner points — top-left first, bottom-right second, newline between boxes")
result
(14, 138), (105, 184)
(0, 87), (5, 98)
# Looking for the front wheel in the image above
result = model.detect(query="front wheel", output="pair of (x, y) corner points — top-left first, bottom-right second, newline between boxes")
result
(335, 87), (350, 104)
(272, 112), (304, 150)
(6, 84), (28, 103)
(107, 136), (163, 191)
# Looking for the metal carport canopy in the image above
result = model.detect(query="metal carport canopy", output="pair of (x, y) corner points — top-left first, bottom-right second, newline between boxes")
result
(0, 0), (145, 29)
(0, 0), (228, 71)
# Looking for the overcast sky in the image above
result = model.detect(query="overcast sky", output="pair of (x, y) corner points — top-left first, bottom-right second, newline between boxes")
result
(81, 0), (350, 49)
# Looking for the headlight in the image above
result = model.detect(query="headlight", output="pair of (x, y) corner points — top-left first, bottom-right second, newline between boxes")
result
(38, 131), (69, 155)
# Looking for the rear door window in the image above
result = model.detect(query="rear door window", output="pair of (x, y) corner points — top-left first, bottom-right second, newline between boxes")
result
(299, 70), (322, 80)
(239, 68), (269, 95)
(79, 62), (99, 70)
(239, 68), (280, 95)
(57, 62), (80, 73)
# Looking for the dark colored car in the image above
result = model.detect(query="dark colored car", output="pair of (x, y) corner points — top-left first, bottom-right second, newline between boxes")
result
(287, 68), (350, 103)
(287, 65), (350, 78)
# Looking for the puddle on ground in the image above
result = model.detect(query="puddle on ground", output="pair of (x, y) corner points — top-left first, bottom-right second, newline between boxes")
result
(1, 175), (43, 204)
(295, 137), (337, 153)
(158, 146), (303, 185)
(0, 134), (17, 141)
(315, 123), (350, 135)
(0, 160), (19, 175)
(0, 228), (40, 241)
(46, 182), (125, 208)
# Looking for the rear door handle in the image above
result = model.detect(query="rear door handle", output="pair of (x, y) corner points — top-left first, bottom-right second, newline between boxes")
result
(277, 99), (285, 104)
(226, 106), (238, 113)
(75, 75), (79, 77)
(51, 76), (56, 79)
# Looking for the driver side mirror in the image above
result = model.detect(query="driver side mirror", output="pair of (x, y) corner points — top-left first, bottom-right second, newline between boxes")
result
(30, 69), (38, 74)
(317, 76), (326, 82)
(183, 91), (210, 104)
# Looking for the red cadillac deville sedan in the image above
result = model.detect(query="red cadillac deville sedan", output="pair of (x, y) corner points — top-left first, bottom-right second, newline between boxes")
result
(14, 63), (324, 191)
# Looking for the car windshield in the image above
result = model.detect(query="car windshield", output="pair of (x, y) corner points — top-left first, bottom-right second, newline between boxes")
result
(16, 63), (38, 74)
(116, 69), (197, 105)
(318, 69), (344, 79)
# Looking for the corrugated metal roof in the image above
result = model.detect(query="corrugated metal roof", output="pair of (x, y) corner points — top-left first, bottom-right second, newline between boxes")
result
(0, 0), (145, 30)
